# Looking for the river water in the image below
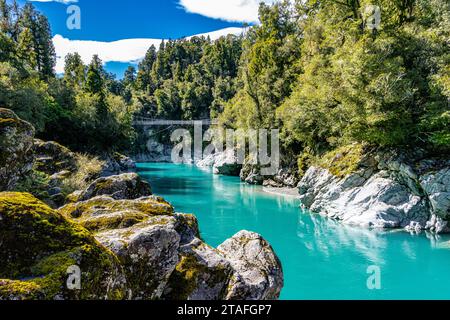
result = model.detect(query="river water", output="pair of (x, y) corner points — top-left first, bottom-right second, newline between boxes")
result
(137, 162), (450, 300)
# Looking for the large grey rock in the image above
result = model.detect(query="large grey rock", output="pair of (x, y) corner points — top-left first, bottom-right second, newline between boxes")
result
(299, 154), (450, 234)
(101, 153), (136, 177)
(197, 153), (217, 168)
(420, 168), (450, 233)
(299, 167), (430, 230)
(218, 231), (283, 300)
(77, 173), (152, 201)
(60, 195), (179, 300)
(96, 217), (181, 300)
(0, 108), (35, 191)
(163, 238), (233, 300)
(0, 192), (127, 300)
(33, 139), (77, 175)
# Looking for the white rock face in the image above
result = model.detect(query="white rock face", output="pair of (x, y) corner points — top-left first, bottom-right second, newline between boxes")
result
(218, 231), (284, 300)
(196, 153), (217, 167)
(196, 149), (242, 176)
(298, 158), (450, 233)
(420, 168), (450, 233)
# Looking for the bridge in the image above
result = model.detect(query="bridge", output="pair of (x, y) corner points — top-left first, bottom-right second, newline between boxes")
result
(133, 118), (219, 126)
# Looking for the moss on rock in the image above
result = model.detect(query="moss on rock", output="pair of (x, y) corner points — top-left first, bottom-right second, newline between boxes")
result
(0, 108), (35, 191)
(317, 144), (365, 178)
(33, 139), (78, 175)
(0, 192), (126, 300)
(58, 196), (174, 232)
(163, 241), (232, 300)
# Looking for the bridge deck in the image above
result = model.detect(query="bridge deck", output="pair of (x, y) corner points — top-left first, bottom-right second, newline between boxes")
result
(133, 119), (218, 126)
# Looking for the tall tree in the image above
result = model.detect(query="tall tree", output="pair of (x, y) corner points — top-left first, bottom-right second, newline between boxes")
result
(35, 14), (55, 78)
(137, 45), (157, 92)
(85, 55), (104, 95)
(64, 52), (86, 87)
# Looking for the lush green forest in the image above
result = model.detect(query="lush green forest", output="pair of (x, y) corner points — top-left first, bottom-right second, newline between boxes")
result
(1, 0), (449, 164)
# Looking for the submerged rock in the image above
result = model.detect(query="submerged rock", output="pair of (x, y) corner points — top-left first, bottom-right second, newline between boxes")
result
(0, 109), (35, 191)
(74, 173), (152, 202)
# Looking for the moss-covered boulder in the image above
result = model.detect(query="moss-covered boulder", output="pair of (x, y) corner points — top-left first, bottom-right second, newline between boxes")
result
(0, 192), (126, 300)
(0, 190), (284, 300)
(163, 238), (233, 300)
(59, 195), (174, 231)
(96, 217), (181, 299)
(101, 152), (136, 177)
(0, 108), (35, 191)
(59, 195), (180, 299)
(74, 173), (152, 202)
(33, 139), (77, 175)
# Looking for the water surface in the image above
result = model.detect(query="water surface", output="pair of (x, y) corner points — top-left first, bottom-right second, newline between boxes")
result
(137, 163), (450, 300)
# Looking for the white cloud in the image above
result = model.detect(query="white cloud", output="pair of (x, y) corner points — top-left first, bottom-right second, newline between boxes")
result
(178, 0), (275, 23)
(53, 27), (244, 74)
(29, 0), (78, 4)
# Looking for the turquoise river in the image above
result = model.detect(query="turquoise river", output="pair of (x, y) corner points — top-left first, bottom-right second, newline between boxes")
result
(137, 163), (450, 300)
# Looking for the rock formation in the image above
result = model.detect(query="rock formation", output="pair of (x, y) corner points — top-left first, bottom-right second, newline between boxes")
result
(0, 108), (35, 191)
(298, 150), (450, 233)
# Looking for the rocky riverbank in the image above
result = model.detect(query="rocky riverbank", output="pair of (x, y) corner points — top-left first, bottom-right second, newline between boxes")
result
(0, 108), (284, 300)
(298, 148), (450, 234)
(196, 149), (299, 188)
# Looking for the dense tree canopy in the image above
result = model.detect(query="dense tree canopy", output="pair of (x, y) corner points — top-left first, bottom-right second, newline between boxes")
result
(0, 0), (448, 161)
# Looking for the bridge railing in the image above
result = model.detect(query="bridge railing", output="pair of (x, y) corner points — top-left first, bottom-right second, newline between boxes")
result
(133, 118), (219, 126)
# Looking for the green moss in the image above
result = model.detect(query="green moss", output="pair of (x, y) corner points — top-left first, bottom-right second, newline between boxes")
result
(165, 254), (207, 300)
(165, 251), (230, 300)
(0, 192), (94, 278)
(78, 211), (150, 232)
(0, 279), (44, 300)
(15, 170), (52, 204)
(0, 192), (126, 300)
(316, 144), (365, 178)
(0, 244), (125, 300)
(59, 197), (174, 227)
(0, 118), (18, 128)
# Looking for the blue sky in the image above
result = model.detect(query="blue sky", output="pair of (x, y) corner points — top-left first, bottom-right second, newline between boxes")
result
(17, 0), (272, 77)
